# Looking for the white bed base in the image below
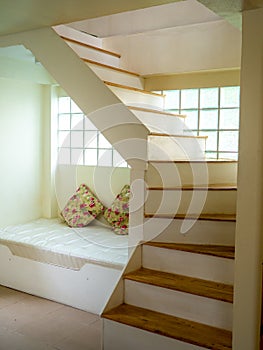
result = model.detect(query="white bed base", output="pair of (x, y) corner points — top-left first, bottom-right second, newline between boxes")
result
(0, 244), (122, 315)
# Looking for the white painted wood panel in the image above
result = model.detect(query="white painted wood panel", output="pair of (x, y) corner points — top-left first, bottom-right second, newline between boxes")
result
(145, 188), (237, 215)
(103, 319), (206, 350)
(142, 245), (234, 284)
(125, 280), (233, 330)
(65, 40), (120, 67)
(53, 24), (103, 48)
(130, 108), (186, 135)
(106, 85), (164, 108)
(143, 217), (236, 245)
(86, 62), (144, 89)
(146, 161), (238, 187)
(0, 245), (122, 314)
(148, 135), (206, 161)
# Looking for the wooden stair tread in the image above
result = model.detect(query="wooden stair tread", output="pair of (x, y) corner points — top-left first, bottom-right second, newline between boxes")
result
(148, 159), (238, 164)
(144, 242), (235, 259)
(104, 80), (164, 97)
(147, 184), (237, 191)
(145, 213), (236, 222)
(60, 35), (121, 57)
(82, 58), (140, 77)
(149, 132), (208, 139)
(102, 304), (232, 350)
(124, 268), (233, 303)
(127, 105), (186, 118)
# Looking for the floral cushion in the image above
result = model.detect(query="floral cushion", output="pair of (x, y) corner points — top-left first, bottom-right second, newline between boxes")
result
(61, 184), (105, 227)
(104, 185), (130, 235)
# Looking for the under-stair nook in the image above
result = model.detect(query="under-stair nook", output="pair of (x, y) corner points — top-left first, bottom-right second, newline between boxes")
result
(2, 1), (263, 348)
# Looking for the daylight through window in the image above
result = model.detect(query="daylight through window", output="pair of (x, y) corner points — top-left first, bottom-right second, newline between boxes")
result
(163, 86), (240, 160)
(57, 97), (128, 167)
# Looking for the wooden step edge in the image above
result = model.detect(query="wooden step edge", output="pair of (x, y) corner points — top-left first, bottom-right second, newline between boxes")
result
(127, 105), (186, 118)
(143, 242), (235, 260)
(144, 213), (236, 222)
(149, 132), (208, 139)
(82, 58), (140, 77)
(60, 35), (121, 58)
(124, 268), (233, 303)
(148, 159), (238, 164)
(102, 304), (232, 350)
(104, 81), (164, 97)
(146, 184), (237, 191)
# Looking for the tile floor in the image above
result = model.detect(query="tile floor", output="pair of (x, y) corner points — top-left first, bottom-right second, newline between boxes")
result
(0, 285), (102, 350)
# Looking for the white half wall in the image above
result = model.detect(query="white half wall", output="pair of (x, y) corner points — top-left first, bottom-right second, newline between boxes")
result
(55, 165), (130, 211)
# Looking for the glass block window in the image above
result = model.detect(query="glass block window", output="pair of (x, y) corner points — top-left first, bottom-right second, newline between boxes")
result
(57, 97), (128, 167)
(162, 86), (240, 160)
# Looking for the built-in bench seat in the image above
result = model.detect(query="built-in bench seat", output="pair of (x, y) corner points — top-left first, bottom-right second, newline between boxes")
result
(0, 218), (128, 270)
(0, 218), (129, 314)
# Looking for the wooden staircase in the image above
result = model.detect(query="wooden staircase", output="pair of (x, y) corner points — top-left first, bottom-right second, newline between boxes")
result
(102, 158), (237, 349)
(103, 241), (235, 350)
(54, 25), (237, 350)
(103, 304), (232, 350)
(54, 24), (206, 162)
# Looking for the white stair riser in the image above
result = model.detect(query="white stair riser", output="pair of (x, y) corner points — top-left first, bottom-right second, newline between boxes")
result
(65, 40), (120, 67)
(146, 161), (237, 187)
(125, 280), (233, 331)
(106, 85), (164, 108)
(103, 319), (206, 350)
(87, 63), (144, 89)
(143, 218), (236, 245)
(131, 109), (185, 135)
(145, 189), (237, 215)
(148, 136), (206, 161)
(54, 25), (103, 48)
(142, 246), (234, 284)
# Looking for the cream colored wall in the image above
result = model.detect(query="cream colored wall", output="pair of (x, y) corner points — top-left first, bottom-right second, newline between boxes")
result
(144, 68), (240, 91)
(0, 77), (44, 226)
(42, 85), (59, 218)
(0, 54), (54, 85)
(103, 20), (241, 76)
(233, 7), (263, 350)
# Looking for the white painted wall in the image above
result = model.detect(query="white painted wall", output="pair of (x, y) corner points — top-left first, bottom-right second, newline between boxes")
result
(0, 77), (44, 226)
(103, 20), (241, 75)
(55, 165), (130, 212)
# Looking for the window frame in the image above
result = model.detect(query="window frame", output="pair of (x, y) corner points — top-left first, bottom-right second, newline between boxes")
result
(163, 86), (240, 160)
(57, 97), (128, 167)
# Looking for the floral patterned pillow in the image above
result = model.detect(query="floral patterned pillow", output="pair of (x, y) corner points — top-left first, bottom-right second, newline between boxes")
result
(104, 184), (130, 235)
(61, 184), (105, 227)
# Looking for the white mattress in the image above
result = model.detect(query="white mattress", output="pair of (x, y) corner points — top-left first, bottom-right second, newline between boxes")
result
(0, 218), (129, 270)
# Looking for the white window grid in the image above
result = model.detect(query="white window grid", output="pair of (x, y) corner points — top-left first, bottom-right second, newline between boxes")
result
(57, 97), (128, 167)
(162, 86), (240, 160)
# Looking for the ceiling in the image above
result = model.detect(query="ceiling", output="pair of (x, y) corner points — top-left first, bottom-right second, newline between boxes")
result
(1, 0), (263, 39)
(0, 0), (262, 69)
(68, 0), (223, 38)
(0, 0), (181, 37)
(197, 0), (242, 28)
